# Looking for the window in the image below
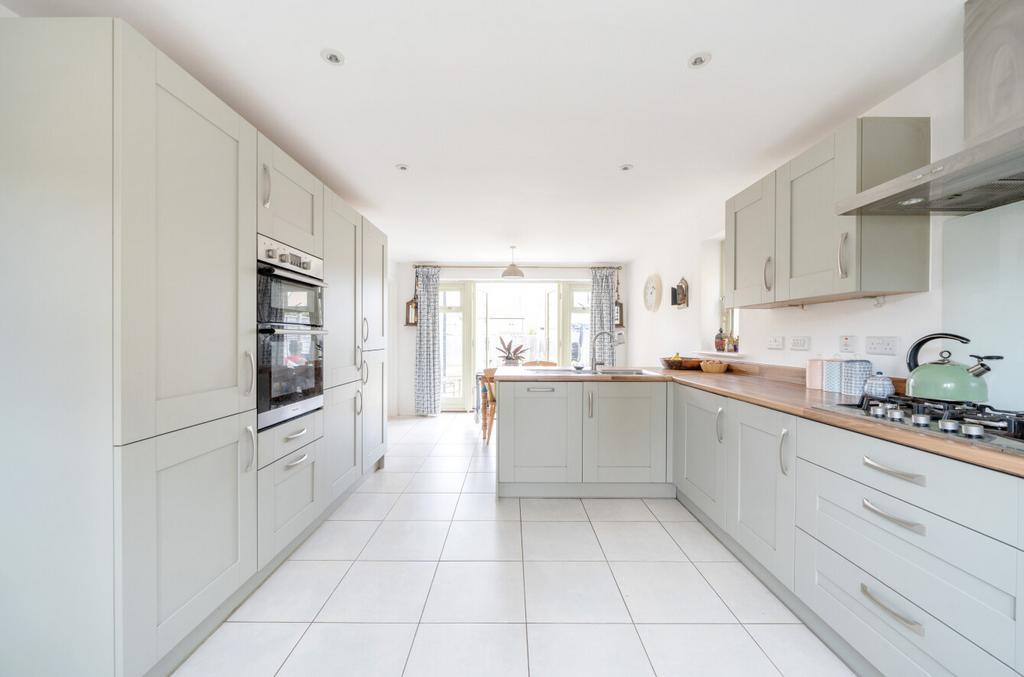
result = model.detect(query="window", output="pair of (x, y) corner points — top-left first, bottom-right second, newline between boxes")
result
(560, 282), (591, 367)
(474, 282), (557, 370)
(439, 283), (472, 410)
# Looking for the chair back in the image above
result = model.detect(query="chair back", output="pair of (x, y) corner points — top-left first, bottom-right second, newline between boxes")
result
(523, 360), (557, 367)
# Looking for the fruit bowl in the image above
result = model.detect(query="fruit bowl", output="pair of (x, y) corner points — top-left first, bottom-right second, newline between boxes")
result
(660, 356), (702, 370)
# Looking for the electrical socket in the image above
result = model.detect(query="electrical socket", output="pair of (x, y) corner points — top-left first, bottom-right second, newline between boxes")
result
(839, 335), (856, 353)
(767, 335), (785, 350)
(865, 336), (898, 356)
(790, 336), (811, 351)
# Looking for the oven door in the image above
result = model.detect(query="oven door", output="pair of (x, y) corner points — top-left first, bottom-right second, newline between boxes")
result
(257, 326), (325, 429)
(257, 264), (324, 327)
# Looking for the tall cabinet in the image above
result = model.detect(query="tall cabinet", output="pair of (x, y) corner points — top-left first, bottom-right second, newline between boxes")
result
(361, 218), (389, 469)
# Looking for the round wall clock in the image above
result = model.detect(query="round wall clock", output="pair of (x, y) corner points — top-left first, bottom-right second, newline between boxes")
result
(643, 274), (662, 311)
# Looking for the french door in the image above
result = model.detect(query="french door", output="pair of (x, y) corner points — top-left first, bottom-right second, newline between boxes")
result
(440, 282), (473, 411)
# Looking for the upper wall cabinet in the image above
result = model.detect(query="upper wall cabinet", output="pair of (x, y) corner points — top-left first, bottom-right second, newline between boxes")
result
(726, 117), (931, 309)
(324, 188), (363, 388)
(724, 173), (777, 308)
(257, 133), (324, 257)
(362, 217), (388, 352)
(117, 25), (257, 445)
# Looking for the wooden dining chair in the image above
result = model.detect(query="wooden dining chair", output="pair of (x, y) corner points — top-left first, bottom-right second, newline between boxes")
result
(481, 367), (498, 443)
(523, 360), (557, 367)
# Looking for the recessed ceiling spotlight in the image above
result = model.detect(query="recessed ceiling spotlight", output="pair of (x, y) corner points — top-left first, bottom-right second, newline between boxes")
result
(395, 163), (409, 172)
(619, 164), (634, 172)
(320, 48), (345, 66)
(688, 51), (712, 68)
(897, 197), (925, 207)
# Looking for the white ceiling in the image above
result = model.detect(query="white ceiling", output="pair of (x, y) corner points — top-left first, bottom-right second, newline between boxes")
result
(4, 0), (963, 263)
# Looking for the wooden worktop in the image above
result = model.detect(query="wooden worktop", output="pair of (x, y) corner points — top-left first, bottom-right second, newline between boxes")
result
(495, 365), (1024, 478)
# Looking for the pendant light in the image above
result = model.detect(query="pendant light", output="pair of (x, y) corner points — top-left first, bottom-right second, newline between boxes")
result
(501, 245), (525, 279)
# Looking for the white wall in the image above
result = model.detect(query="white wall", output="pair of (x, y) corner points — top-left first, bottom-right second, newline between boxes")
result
(627, 53), (965, 379)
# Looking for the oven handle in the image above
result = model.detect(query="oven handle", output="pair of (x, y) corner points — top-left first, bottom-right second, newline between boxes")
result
(259, 327), (329, 336)
(258, 263), (326, 287)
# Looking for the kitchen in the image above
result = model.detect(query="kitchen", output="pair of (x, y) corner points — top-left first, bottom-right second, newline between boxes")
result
(3, 1), (1024, 676)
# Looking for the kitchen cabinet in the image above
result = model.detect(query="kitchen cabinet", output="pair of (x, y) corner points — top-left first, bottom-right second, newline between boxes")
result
(361, 349), (388, 470)
(362, 217), (388, 352)
(324, 188), (363, 388)
(724, 400), (796, 589)
(116, 412), (257, 677)
(773, 117), (930, 305)
(321, 381), (362, 504)
(723, 173), (776, 307)
(582, 382), (667, 482)
(672, 385), (729, 525)
(257, 133), (324, 257)
(258, 439), (323, 569)
(498, 382), (584, 482)
(116, 26), (257, 445)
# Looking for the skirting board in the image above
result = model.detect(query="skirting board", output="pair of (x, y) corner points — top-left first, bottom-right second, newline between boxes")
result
(675, 489), (883, 677)
(498, 482), (676, 498)
(142, 470), (372, 677)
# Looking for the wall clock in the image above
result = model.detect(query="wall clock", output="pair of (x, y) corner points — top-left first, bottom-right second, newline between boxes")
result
(643, 274), (662, 311)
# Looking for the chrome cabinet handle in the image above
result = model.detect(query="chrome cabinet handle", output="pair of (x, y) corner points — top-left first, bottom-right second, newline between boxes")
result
(587, 391), (594, 418)
(715, 407), (724, 443)
(244, 425), (256, 472)
(860, 583), (924, 635)
(356, 389), (363, 415)
(862, 498), (926, 535)
(837, 232), (848, 279)
(262, 163), (271, 208)
(284, 452), (309, 470)
(777, 428), (790, 476)
(362, 318), (369, 341)
(284, 428), (307, 442)
(862, 456), (926, 486)
(355, 345), (362, 370)
(361, 360), (369, 384)
(527, 387), (555, 393)
(763, 256), (773, 291)
(244, 350), (256, 396)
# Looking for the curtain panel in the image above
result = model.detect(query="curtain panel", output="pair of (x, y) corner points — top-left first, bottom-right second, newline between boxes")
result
(414, 266), (441, 416)
(590, 267), (617, 368)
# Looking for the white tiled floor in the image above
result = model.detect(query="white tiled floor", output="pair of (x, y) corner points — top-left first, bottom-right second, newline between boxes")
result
(175, 412), (853, 677)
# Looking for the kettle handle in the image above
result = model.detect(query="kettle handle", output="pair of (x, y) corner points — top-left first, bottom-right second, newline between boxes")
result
(906, 333), (970, 372)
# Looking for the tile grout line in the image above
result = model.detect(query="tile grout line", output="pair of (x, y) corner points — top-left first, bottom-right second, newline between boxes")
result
(520, 488), (531, 677)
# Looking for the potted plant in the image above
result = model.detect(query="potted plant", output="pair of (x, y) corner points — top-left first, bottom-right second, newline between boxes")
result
(497, 337), (526, 366)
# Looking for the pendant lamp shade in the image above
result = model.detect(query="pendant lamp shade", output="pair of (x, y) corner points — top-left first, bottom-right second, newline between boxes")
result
(501, 246), (525, 278)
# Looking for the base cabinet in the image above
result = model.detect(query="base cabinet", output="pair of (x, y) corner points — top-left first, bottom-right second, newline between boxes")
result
(322, 381), (362, 504)
(362, 350), (387, 470)
(258, 440), (323, 569)
(583, 382), (666, 482)
(673, 385), (729, 525)
(725, 400), (796, 590)
(498, 382), (584, 482)
(116, 413), (257, 677)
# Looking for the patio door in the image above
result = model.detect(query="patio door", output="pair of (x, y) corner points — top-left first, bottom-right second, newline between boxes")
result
(440, 283), (473, 411)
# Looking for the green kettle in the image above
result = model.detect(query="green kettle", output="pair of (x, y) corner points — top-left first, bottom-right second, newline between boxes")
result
(905, 333), (1002, 402)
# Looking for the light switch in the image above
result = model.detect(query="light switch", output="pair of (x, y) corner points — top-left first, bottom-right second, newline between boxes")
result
(790, 336), (811, 351)
(767, 335), (785, 350)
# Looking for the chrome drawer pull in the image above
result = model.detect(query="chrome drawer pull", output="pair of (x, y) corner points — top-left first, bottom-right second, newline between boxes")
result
(837, 232), (848, 279)
(284, 453), (309, 469)
(862, 498), (926, 535)
(860, 583), (924, 636)
(778, 428), (790, 476)
(244, 425), (256, 472)
(763, 256), (773, 291)
(527, 387), (555, 393)
(715, 407), (724, 443)
(862, 456), (926, 486)
(284, 428), (308, 442)
(587, 391), (594, 418)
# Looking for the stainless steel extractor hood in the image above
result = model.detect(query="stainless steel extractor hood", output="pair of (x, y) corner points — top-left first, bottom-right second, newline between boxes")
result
(838, 0), (1024, 216)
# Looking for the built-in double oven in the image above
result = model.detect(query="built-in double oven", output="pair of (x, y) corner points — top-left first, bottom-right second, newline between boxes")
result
(257, 235), (326, 430)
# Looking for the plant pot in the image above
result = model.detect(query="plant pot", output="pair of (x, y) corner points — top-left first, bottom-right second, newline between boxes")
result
(502, 358), (520, 367)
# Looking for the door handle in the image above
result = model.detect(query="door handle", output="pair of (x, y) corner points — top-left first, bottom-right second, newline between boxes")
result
(862, 456), (926, 486)
(837, 231), (848, 279)
(355, 345), (362, 370)
(262, 163), (271, 209)
(362, 317), (369, 341)
(862, 498), (927, 535)
(244, 350), (256, 396)
(244, 425), (256, 472)
(777, 428), (789, 476)
(356, 389), (363, 415)
(763, 256), (773, 291)
(715, 407), (724, 443)
(860, 583), (924, 635)
(284, 452), (309, 470)
(587, 391), (594, 418)
(284, 428), (307, 442)
(361, 360), (369, 384)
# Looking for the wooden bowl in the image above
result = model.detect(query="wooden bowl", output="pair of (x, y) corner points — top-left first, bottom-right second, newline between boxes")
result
(700, 360), (728, 373)
(660, 356), (702, 370)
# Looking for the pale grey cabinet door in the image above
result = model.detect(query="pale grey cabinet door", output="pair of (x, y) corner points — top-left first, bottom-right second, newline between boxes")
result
(116, 28), (257, 445)
(775, 128), (858, 302)
(724, 173), (776, 307)
(673, 385), (728, 525)
(582, 382), (667, 482)
(724, 400), (797, 590)
(361, 349), (387, 470)
(498, 382), (584, 483)
(256, 133), (324, 257)
(258, 440), (323, 569)
(324, 188), (363, 388)
(117, 412), (257, 677)
(321, 381), (362, 504)
(361, 218), (388, 352)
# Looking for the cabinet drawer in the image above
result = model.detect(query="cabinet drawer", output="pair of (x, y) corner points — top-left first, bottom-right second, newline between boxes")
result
(797, 419), (1018, 545)
(258, 440), (322, 569)
(797, 459), (1019, 665)
(795, 530), (1015, 677)
(257, 410), (324, 469)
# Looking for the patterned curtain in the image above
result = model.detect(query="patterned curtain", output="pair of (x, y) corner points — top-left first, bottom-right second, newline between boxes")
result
(414, 266), (441, 416)
(590, 267), (617, 367)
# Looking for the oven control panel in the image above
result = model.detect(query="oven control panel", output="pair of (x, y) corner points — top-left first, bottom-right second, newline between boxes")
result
(258, 235), (324, 280)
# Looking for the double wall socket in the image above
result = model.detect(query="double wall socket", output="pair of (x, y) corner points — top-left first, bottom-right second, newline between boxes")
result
(790, 336), (811, 351)
(767, 335), (785, 350)
(865, 336), (899, 356)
